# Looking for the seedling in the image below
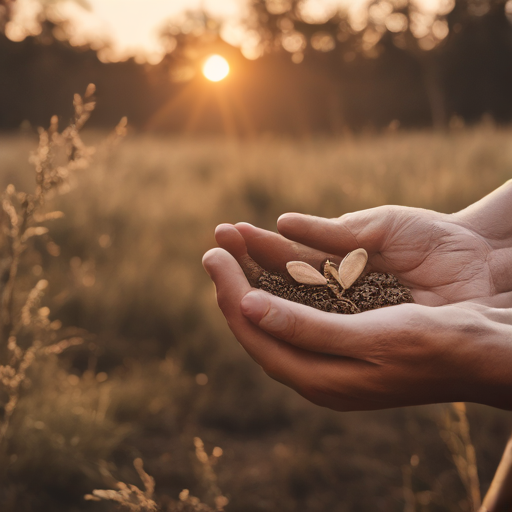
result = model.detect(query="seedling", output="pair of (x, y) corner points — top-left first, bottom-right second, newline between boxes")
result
(286, 249), (368, 312)
(239, 248), (413, 315)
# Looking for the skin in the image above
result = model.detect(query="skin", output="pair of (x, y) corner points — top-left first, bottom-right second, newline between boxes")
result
(202, 180), (512, 411)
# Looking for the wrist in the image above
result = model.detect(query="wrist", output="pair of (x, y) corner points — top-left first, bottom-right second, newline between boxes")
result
(470, 321), (512, 410)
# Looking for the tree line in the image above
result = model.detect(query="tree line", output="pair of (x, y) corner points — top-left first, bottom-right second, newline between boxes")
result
(1, 0), (512, 135)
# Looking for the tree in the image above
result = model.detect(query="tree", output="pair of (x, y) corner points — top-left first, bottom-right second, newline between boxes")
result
(365, 0), (510, 128)
(0, 0), (90, 37)
(246, 0), (512, 129)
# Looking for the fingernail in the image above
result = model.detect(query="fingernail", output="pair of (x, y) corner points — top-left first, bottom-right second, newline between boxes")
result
(277, 212), (303, 227)
(241, 291), (270, 323)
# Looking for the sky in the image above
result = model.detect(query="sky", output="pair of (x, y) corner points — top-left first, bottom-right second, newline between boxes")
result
(7, 0), (249, 62)
(6, 0), (456, 63)
(7, 0), (367, 62)
(70, 0), (247, 62)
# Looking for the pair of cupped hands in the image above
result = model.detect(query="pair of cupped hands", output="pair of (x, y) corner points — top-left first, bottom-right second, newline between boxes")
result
(203, 181), (512, 412)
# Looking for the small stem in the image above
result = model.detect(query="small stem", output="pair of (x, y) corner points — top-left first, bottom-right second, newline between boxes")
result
(402, 465), (416, 512)
(0, 393), (18, 448)
(453, 403), (481, 511)
(481, 434), (512, 512)
(327, 283), (360, 313)
(1, 242), (21, 348)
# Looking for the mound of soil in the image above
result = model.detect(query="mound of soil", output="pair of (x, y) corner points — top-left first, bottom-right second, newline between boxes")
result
(240, 256), (414, 314)
(258, 270), (414, 314)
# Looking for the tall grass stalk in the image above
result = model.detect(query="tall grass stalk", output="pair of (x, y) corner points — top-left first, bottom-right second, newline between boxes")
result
(481, 434), (512, 511)
(0, 84), (125, 449)
(84, 458), (158, 511)
(86, 438), (228, 512)
(440, 403), (481, 511)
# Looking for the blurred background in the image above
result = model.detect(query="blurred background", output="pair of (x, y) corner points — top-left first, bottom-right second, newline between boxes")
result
(2, 0), (512, 133)
(1, 0), (512, 511)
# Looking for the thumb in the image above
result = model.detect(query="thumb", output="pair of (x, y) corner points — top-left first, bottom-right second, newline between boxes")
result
(277, 206), (400, 256)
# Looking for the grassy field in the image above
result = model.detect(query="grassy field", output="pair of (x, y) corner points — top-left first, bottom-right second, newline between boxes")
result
(0, 126), (511, 511)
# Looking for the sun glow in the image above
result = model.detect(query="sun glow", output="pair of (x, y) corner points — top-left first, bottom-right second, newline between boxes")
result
(203, 55), (230, 82)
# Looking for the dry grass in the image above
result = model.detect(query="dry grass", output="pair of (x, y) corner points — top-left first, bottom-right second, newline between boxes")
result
(86, 439), (228, 512)
(0, 84), (101, 451)
(0, 124), (511, 511)
(440, 403), (481, 511)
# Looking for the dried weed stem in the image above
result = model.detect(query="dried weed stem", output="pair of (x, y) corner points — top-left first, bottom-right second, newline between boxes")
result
(440, 403), (481, 511)
(0, 84), (125, 448)
(86, 438), (228, 512)
(85, 458), (158, 512)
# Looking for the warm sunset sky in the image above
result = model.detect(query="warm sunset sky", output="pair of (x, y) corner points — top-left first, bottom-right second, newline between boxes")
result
(8, 0), (368, 61)
(8, 0), (452, 62)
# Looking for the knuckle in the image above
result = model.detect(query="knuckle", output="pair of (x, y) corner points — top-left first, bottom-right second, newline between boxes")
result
(402, 305), (430, 333)
(261, 357), (277, 379)
(423, 305), (490, 346)
(296, 384), (322, 405)
(263, 365), (280, 382)
(365, 304), (429, 361)
(260, 348), (286, 383)
(215, 289), (231, 313)
(295, 377), (364, 412)
(453, 313), (490, 339)
(262, 305), (298, 340)
(262, 361), (289, 386)
(296, 378), (333, 407)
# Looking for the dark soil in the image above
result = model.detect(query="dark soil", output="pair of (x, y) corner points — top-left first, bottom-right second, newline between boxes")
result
(258, 269), (414, 314)
(240, 256), (414, 314)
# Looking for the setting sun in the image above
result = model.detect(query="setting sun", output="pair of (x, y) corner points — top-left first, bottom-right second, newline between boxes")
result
(202, 55), (230, 82)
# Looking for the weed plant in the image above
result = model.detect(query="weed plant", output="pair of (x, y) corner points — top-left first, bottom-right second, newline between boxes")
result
(0, 89), (229, 512)
(0, 84), (100, 450)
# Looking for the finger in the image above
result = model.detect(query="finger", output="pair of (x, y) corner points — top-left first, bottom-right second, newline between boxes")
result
(215, 223), (264, 286)
(277, 207), (404, 255)
(202, 248), (336, 389)
(215, 223), (248, 259)
(240, 289), (427, 361)
(235, 222), (335, 273)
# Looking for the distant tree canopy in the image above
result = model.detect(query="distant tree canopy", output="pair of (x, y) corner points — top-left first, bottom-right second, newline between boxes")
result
(246, 0), (512, 128)
(0, 0), (512, 135)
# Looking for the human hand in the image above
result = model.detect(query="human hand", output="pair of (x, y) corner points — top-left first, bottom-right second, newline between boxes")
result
(227, 180), (512, 308)
(203, 182), (512, 411)
(202, 234), (512, 411)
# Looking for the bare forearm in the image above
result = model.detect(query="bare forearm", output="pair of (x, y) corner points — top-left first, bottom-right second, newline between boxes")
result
(481, 344), (512, 411)
(468, 314), (512, 410)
